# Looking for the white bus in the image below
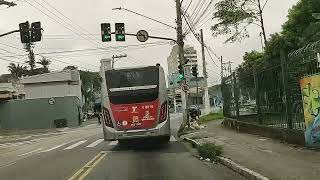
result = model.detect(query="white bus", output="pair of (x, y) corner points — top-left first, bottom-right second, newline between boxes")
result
(100, 64), (171, 143)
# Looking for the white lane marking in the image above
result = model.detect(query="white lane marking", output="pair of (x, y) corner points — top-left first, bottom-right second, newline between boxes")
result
(17, 148), (43, 157)
(108, 141), (118, 146)
(86, 139), (104, 148)
(170, 136), (177, 142)
(64, 140), (87, 150)
(40, 143), (68, 153)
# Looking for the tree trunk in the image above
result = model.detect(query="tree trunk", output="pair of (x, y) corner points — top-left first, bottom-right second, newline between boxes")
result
(257, 0), (267, 47)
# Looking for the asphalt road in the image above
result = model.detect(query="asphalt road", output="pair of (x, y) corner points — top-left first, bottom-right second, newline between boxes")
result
(0, 113), (244, 180)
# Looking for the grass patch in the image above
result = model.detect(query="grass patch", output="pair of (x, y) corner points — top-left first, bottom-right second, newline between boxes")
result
(197, 143), (223, 160)
(199, 111), (224, 124)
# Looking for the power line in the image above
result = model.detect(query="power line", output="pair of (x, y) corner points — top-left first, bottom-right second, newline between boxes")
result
(0, 41), (170, 58)
(27, 0), (103, 49)
(33, 0), (147, 66)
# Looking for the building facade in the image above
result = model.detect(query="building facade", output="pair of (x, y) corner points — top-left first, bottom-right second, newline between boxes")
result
(20, 70), (82, 101)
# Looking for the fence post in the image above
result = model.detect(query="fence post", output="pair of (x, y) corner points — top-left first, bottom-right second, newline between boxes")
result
(253, 68), (262, 124)
(280, 49), (293, 129)
(233, 72), (240, 119)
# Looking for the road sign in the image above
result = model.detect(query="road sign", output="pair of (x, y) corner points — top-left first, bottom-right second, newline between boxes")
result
(136, 30), (149, 42)
(48, 98), (56, 105)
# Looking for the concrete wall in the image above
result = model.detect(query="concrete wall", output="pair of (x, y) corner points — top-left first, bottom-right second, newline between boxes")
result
(23, 82), (82, 101)
(0, 96), (82, 130)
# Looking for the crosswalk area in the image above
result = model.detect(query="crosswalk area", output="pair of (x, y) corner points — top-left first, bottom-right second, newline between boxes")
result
(15, 135), (178, 157)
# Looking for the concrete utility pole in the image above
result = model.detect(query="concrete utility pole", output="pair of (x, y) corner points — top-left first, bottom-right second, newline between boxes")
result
(112, 54), (127, 69)
(200, 29), (210, 115)
(176, 0), (187, 111)
(176, 0), (189, 126)
(0, 0), (16, 7)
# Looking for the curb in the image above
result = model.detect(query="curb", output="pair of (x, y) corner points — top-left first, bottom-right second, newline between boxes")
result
(183, 137), (270, 180)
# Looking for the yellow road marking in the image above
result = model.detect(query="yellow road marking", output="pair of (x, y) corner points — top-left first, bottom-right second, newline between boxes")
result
(68, 151), (108, 180)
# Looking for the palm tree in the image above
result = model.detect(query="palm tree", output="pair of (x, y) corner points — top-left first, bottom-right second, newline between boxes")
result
(8, 63), (27, 78)
(37, 56), (51, 73)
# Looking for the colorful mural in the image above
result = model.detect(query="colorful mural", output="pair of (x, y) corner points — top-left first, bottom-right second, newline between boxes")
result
(300, 75), (320, 147)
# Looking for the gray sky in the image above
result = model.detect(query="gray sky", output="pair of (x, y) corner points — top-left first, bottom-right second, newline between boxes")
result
(0, 0), (299, 85)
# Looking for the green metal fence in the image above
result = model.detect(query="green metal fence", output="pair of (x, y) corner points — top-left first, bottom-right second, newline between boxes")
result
(222, 43), (320, 130)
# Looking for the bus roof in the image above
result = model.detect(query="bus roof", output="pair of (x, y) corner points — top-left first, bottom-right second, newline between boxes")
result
(109, 65), (161, 71)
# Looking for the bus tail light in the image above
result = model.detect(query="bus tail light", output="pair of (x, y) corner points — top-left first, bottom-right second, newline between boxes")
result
(103, 108), (114, 128)
(159, 101), (167, 123)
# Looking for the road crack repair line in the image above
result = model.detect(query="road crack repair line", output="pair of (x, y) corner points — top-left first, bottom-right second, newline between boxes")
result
(67, 151), (108, 180)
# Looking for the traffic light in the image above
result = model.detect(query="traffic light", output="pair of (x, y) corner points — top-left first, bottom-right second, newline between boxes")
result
(192, 65), (198, 77)
(30, 22), (42, 42)
(178, 64), (184, 81)
(115, 23), (125, 41)
(101, 23), (111, 42)
(19, 21), (30, 43)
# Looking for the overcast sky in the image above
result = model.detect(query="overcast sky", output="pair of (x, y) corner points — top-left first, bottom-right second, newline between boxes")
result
(0, 0), (299, 85)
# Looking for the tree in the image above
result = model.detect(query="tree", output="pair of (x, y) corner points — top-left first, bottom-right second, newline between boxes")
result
(24, 42), (36, 73)
(37, 56), (51, 73)
(63, 65), (78, 71)
(8, 63), (27, 78)
(80, 71), (101, 106)
(282, 0), (320, 48)
(211, 0), (268, 45)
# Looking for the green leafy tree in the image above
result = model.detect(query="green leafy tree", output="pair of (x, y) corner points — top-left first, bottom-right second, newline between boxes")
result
(37, 56), (51, 73)
(79, 71), (101, 107)
(8, 63), (27, 78)
(63, 65), (78, 71)
(282, 0), (320, 48)
(211, 0), (268, 45)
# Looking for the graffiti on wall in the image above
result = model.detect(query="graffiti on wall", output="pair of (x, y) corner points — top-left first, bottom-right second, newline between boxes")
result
(300, 75), (320, 147)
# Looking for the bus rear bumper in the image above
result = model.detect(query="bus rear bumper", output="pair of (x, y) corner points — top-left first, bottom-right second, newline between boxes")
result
(103, 120), (170, 141)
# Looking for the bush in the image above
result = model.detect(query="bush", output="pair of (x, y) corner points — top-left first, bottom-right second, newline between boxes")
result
(199, 111), (224, 124)
(197, 143), (223, 160)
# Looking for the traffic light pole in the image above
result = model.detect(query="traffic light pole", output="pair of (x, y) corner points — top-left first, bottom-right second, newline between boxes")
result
(110, 32), (177, 43)
(0, 29), (20, 38)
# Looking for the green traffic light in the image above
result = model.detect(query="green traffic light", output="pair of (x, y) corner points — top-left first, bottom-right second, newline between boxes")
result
(178, 74), (184, 80)
(103, 34), (111, 41)
(116, 34), (125, 41)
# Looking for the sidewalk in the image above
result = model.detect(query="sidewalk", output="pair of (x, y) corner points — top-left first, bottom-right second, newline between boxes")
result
(182, 120), (320, 180)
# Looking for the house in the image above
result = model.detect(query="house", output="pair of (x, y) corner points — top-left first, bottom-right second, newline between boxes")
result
(0, 82), (24, 101)
(0, 70), (83, 130)
(20, 70), (82, 101)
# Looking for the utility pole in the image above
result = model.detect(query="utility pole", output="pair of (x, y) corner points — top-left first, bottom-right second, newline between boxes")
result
(176, 0), (188, 126)
(220, 56), (223, 80)
(200, 29), (210, 115)
(112, 54), (127, 69)
(171, 74), (177, 113)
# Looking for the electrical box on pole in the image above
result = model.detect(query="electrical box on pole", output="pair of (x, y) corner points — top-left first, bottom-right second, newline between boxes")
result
(19, 21), (30, 43)
(115, 23), (125, 41)
(30, 21), (42, 42)
(101, 23), (111, 42)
